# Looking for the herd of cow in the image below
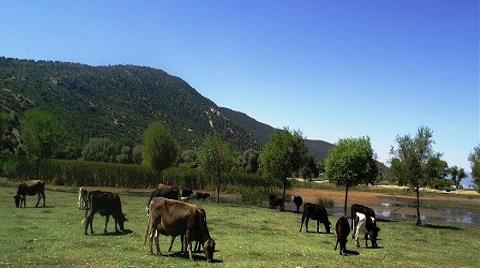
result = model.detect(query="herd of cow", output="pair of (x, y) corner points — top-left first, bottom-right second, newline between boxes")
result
(12, 179), (381, 263)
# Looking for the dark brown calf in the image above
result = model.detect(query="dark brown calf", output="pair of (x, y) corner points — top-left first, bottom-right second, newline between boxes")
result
(13, 180), (46, 208)
(335, 216), (350, 255)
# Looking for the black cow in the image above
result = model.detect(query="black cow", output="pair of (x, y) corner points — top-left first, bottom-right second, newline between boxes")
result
(269, 194), (284, 210)
(84, 191), (127, 235)
(146, 185), (180, 213)
(293, 196), (303, 213)
(180, 189), (194, 201)
(299, 203), (331, 233)
(335, 216), (350, 255)
(196, 192), (210, 201)
(13, 180), (46, 208)
(350, 203), (376, 231)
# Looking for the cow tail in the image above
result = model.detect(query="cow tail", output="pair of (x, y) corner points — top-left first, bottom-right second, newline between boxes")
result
(144, 213), (151, 246)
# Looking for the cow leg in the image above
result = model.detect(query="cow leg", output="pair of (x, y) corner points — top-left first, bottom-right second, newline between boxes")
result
(299, 214), (305, 232)
(185, 230), (194, 261)
(167, 236), (176, 254)
(84, 211), (95, 235)
(149, 219), (160, 255)
(334, 239), (339, 251)
(22, 196), (26, 208)
(114, 218), (119, 233)
(155, 231), (161, 255)
(41, 190), (45, 207)
(316, 220), (320, 233)
(104, 215), (109, 234)
(364, 233), (369, 248)
(35, 192), (41, 207)
(305, 217), (309, 232)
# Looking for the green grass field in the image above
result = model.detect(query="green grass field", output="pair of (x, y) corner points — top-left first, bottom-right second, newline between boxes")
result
(0, 186), (479, 267)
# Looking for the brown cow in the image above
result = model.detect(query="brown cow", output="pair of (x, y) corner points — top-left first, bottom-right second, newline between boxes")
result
(144, 197), (215, 262)
(13, 180), (46, 208)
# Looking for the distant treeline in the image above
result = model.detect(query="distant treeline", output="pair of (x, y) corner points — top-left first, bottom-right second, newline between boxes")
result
(10, 159), (277, 190)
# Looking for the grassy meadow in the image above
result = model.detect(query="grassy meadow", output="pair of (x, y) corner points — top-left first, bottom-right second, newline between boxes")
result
(0, 186), (479, 267)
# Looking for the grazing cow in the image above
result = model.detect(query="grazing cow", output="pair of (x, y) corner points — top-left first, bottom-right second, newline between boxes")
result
(293, 196), (303, 213)
(13, 180), (46, 208)
(144, 197), (216, 262)
(351, 203), (376, 230)
(334, 216), (350, 255)
(299, 203), (331, 233)
(146, 184), (180, 214)
(352, 212), (380, 248)
(269, 194), (284, 210)
(77, 187), (88, 210)
(181, 189), (194, 201)
(196, 192), (210, 201)
(84, 191), (127, 235)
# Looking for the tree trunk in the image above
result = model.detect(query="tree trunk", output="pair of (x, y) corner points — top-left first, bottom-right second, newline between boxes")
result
(344, 183), (349, 216)
(416, 183), (421, 226)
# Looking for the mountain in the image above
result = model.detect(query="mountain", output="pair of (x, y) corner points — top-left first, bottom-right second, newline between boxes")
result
(0, 56), (337, 163)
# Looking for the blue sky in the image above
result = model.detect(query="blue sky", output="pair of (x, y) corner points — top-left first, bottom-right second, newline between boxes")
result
(0, 0), (478, 172)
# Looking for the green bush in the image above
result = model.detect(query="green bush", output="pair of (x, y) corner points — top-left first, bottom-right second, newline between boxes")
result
(317, 198), (335, 209)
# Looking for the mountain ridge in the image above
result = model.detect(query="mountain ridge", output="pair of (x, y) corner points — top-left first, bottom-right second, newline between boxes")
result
(0, 56), (340, 163)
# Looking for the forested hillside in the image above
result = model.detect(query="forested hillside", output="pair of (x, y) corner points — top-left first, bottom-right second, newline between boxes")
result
(0, 56), (337, 161)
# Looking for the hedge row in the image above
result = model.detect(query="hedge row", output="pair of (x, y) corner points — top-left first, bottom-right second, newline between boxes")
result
(13, 159), (278, 189)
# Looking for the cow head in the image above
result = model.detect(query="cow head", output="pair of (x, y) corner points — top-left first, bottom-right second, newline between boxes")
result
(325, 220), (332, 234)
(12, 195), (21, 208)
(203, 238), (216, 262)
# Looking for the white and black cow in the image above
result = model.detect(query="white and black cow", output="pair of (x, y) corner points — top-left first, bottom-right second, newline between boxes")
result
(352, 212), (380, 248)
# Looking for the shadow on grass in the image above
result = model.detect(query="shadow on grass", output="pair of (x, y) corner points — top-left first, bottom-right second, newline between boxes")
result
(421, 223), (462, 230)
(97, 229), (133, 236)
(342, 249), (359, 256)
(166, 252), (223, 263)
(21, 205), (55, 209)
(304, 230), (334, 235)
(377, 218), (397, 223)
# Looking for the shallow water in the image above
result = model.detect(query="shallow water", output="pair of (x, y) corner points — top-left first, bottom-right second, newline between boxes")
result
(331, 197), (480, 226)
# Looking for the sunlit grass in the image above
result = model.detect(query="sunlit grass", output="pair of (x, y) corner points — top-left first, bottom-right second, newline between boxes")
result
(0, 186), (478, 267)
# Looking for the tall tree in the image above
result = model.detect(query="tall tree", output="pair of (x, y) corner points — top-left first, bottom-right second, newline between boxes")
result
(198, 133), (234, 203)
(456, 168), (466, 190)
(325, 137), (378, 215)
(260, 129), (307, 201)
(468, 144), (480, 190)
(390, 126), (437, 225)
(20, 108), (65, 160)
(142, 122), (178, 174)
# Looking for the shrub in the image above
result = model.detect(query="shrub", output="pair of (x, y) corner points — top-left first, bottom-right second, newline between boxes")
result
(317, 198), (335, 209)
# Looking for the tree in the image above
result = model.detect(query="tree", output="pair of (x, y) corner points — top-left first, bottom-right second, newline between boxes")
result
(142, 122), (178, 174)
(198, 133), (234, 203)
(468, 145), (480, 190)
(300, 156), (319, 179)
(325, 137), (378, 215)
(449, 165), (466, 190)
(81, 138), (116, 162)
(20, 108), (65, 159)
(260, 129), (307, 201)
(116, 146), (132, 163)
(390, 126), (437, 225)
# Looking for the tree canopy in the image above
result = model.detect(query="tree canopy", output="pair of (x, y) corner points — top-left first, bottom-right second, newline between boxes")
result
(469, 144), (480, 190)
(20, 108), (65, 159)
(325, 136), (377, 214)
(198, 133), (234, 203)
(390, 126), (438, 225)
(142, 122), (178, 174)
(260, 128), (307, 200)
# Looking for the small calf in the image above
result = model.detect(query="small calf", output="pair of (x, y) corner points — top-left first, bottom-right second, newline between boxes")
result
(335, 216), (350, 255)
(13, 180), (46, 208)
(269, 194), (284, 210)
(196, 192), (210, 201)
(293, 196), (303, 213)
